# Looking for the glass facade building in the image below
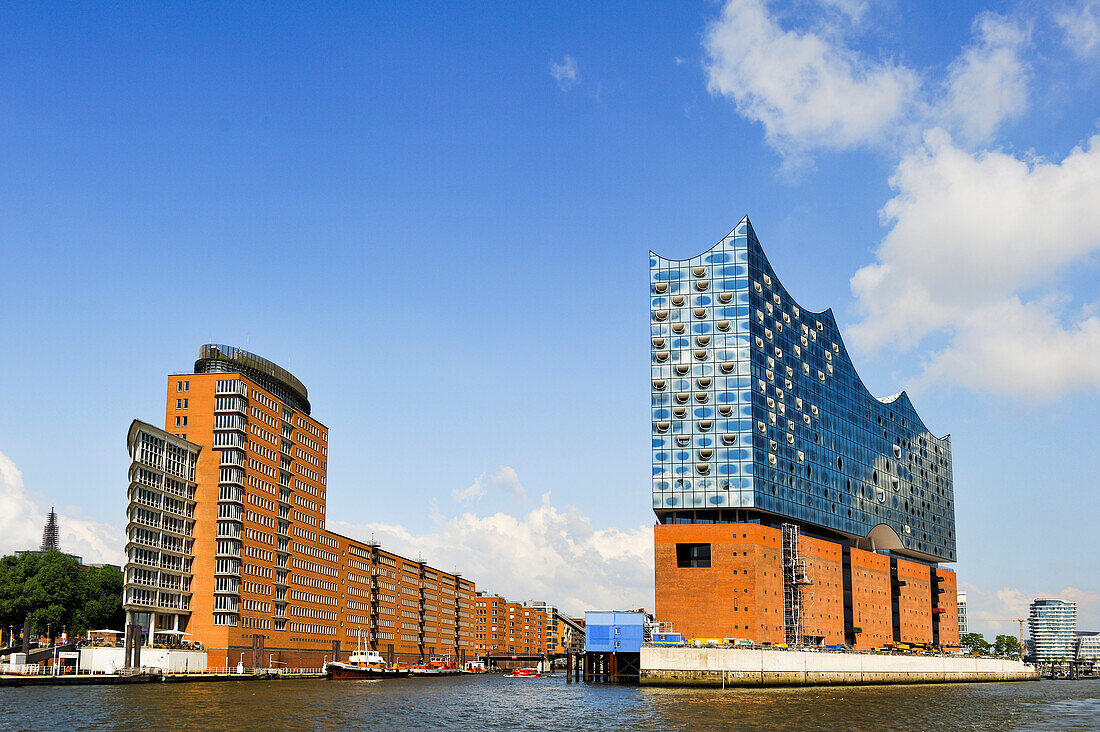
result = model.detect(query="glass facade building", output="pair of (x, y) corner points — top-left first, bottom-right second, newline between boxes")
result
(1028, 598), (1077, 662)
(651, 217), (956, 563)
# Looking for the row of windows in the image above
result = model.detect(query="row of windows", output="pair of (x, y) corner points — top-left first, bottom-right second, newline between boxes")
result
(245, 528), (273, 545)
(294, 510), (318, 526)
(286, 621), (336, 636)
(295, 416), (325, 442)
(289, 590), (337, 607)
(296, 464), (319, 482)
(247, 457), (275, 478)
(247, 510), (274, 528)
(242, 581), (271, 596)
(290, 604), (337, 620)
(294, 494), (319, 512)
(251, 388), (280, 415)
(293, 557), (337, 577)
(250, 441), (277, 462)
(294, 573), (338, 592)
(243, 562), (271, 579)
(248, 475), (277, 496)
(251, 422), (278, 445)
(244, 544), (271, 562)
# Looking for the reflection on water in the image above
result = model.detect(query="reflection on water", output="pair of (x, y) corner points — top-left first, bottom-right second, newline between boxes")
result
(1, 675), (1098, 731)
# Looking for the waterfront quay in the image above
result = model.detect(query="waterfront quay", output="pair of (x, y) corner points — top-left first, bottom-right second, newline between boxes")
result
(638, 646), (1038, 687)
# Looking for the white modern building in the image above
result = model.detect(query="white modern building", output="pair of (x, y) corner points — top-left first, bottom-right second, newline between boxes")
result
(957, 591), (967, 635)
(123, 420), (201, 665)
(1028, 598), (1077, 663)
(1077, 632), (1100, 662)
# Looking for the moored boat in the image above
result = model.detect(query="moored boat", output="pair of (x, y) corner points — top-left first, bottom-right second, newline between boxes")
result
(508, 667), (541, 677)
(326, 648), (409, 680)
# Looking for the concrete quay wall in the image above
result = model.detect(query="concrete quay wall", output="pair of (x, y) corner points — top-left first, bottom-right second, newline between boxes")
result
(640, 647), (1039, 687)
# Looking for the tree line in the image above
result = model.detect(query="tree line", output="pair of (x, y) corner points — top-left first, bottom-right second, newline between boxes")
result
(960, 631), (1023, 657)
(0, 551), (124, 646)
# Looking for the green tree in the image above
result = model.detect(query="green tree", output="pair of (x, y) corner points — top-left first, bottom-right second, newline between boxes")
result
(993, 634), (1022, 658)
(0, 551), (123, 645)
(76, 565), (125, 632)
(960, 632), (990, 654)
(22, 551), (84, 641)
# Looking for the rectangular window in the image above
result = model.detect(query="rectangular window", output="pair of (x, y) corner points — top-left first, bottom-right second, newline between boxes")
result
(676, 543), (711, 568)
(182, 398), (188, 409)
(176, 399), (181, 409)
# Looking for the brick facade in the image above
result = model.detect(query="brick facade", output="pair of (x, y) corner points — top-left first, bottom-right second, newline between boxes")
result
(654, 523), (958, 650)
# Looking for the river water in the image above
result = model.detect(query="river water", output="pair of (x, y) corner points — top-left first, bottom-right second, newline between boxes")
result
(2, 675), (1098, 731)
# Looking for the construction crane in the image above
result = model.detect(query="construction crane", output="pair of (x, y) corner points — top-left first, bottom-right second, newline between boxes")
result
(971, 617), (1025, 659)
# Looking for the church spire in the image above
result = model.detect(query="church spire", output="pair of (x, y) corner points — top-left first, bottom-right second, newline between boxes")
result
(40, 506), (60, 552)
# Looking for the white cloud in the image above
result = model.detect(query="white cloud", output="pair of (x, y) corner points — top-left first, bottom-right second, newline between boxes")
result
(549, 55), (579, 91)
(452, 465), (528, 502)
(939, 13), (1029, 146)
(452, 475), (486, 502)
(331, 495), (653, 616)
(703, 0), (920, 163)
(817, 0), (870, 23)
(702, 2), (1034, 167)
(0, 449), (122, 565)
(1056, 1), (1100, 58)
(961, 582), (1100, 636)
(849, 130), (1100, 399)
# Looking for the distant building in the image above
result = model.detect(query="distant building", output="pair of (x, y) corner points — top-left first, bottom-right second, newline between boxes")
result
(14, 508), (83, 565)
(1076, 632), (1100, 662)
(957, 591), (967, 635)
(568, 618), (586, 653)
(525, 601), (564, 654)
(472, 593), (549, 656)
(1028, 598), (1077, 662)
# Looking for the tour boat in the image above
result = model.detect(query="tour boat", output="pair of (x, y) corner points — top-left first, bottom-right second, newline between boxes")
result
(326, 647), (409, 680)
(508, 667), (541, 677)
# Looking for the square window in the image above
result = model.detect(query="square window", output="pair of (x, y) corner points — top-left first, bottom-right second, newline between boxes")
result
(676, 543), (711, 568)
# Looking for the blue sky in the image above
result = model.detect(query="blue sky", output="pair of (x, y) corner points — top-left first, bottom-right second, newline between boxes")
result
(1, 1), (1098, 630)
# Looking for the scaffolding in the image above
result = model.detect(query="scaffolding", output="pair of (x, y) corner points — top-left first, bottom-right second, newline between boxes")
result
(782, 523), (812, 646)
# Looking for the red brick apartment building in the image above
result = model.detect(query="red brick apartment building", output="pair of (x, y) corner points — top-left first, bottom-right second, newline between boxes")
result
(123, 345), (475, 667)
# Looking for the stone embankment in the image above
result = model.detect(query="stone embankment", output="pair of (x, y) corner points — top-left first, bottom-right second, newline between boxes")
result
(640, 647), (1039, 687)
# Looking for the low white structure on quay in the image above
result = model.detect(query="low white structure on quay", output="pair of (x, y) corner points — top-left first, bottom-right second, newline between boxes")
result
(79, 647), (207, 674)
(640, 647), (1038, 687)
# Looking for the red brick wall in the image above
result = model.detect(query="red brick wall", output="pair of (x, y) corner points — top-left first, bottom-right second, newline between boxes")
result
(654, 523), (783, 643)
(895, 558), (932, 644)
(934, 568), (959, 649)
(798, 536), (844, 644)
(849, 548), (892, 649)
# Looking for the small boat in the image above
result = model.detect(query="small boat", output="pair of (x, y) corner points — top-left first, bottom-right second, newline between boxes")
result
(463, 661), (488, 674)
(326, 645), (409, 680)
(508, 667), (541, 678)
(409, 656), (463, 677)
